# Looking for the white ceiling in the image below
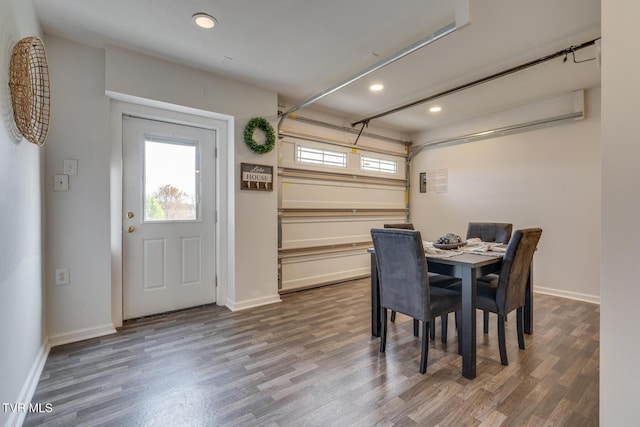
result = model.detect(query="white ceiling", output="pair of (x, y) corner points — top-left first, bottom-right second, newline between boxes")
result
(33, 0), (601, 133)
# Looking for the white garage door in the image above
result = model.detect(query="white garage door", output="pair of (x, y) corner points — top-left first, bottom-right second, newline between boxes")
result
(278, 118), (410, 292)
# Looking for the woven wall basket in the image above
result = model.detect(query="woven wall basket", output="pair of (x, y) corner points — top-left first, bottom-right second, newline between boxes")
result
(8, 36), (50, 146)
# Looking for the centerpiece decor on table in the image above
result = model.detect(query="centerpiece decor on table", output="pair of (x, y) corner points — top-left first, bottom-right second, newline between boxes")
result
(433, 233), (467, 249)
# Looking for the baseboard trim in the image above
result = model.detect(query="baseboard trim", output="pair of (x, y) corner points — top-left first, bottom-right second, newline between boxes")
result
(48, 324), (117, 347)
(5, 339), (51, 427)
(534, 286), (600, 305)
(226, 294), (281, 311)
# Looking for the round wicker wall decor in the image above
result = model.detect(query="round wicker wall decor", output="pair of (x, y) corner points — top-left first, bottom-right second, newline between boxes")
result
(8, 36), (50, 146)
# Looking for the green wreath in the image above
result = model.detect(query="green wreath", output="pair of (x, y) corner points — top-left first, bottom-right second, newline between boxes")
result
(244, 117), (275, 154)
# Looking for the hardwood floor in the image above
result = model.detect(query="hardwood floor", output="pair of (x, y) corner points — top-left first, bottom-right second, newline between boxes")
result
(24, 278), (599, 426)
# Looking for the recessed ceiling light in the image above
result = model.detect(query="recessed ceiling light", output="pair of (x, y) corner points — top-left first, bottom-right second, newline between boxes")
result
(429, 106), (442, 113)
(193, 13), (217, 29)
(369, 84), (384, 92)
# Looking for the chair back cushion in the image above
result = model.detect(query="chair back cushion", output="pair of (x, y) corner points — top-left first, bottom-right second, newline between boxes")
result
(371, 228), (429, 321)
(497, 228), (543, 313)
(466, 222), (513, 244)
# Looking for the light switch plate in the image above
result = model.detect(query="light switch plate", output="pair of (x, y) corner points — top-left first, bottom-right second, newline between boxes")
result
(63, 158), (78, 175)
(54, 174), (69, 191)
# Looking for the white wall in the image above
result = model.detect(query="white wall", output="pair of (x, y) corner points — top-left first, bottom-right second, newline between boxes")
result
(43, 36), (280, 344)
(410, 88), (601, 302)
(0, 0), (48, 426)
(600, 1), (640, 424)
(44, 36), (114, 343)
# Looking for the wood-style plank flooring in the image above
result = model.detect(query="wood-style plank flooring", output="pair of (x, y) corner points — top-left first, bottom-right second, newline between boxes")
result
(24, 278), (599, 426)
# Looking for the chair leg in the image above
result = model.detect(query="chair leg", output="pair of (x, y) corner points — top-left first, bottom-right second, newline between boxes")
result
(429, 319), (435, 340)
(483, 310), (489, 333)
(456, 310), (462, 355)
(413, 319), (419, 337)
(391, 310), (396, 323)
(441, 314), (448, 344)
(380, 309), (388, 353)
(420, 320), (429, 374)
(497, 314), (508, 365)
(516, 307), (525, 350)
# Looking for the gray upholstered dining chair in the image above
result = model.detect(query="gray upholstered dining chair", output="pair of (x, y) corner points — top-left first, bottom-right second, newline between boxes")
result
(384, 223), (416, 326)
(384, 223), (460, 342)
(446, 228), (542, 365)
(466, 222), (513, 245)
(370, 228), (462, 373)
(466, 222), (513, 333)
(384, 223), (460, 290)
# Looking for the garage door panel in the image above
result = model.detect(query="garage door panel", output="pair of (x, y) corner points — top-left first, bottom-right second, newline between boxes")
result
(281, 179), (406, 210)
(280, 138), (407, 176)
(281, 217), (405, 249)
(280, 251), (370, 292)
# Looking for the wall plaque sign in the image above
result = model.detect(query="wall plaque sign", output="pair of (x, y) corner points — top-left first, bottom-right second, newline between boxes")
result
(241, 163), (273, 191)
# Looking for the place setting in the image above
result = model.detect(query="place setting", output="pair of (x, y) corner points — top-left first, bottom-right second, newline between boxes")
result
(424, 233), (507, 257)
(460, 237), (507, 255)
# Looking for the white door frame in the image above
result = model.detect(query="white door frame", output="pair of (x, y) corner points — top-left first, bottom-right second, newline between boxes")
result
(109, 92), (235, 327)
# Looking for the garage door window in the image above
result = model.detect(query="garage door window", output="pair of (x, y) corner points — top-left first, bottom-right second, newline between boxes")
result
(296, 145), (347, 168)
(361, 155), (397, 174)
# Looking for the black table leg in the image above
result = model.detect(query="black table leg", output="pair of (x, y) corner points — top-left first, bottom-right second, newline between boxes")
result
(461, 267), (477, 379)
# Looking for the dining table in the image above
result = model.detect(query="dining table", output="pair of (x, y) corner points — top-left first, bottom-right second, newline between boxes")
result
(368, 246), (533, 379)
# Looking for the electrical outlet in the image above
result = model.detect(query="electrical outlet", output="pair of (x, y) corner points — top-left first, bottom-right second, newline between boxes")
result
(53, 174), (69, 192)
(55, 268), (70, 285)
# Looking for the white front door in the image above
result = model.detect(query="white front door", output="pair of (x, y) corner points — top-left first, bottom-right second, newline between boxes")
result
(122, 115), (216, 319)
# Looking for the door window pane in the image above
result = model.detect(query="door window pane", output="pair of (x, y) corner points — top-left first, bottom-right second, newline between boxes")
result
(144, 138), (199, 221)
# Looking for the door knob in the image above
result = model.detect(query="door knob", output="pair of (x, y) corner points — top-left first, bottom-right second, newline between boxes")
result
(127, 212), (135, 219)
(128, 226), (135, 233)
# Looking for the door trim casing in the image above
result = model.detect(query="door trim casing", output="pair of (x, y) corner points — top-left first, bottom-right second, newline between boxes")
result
(109, 92), (235, 327)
